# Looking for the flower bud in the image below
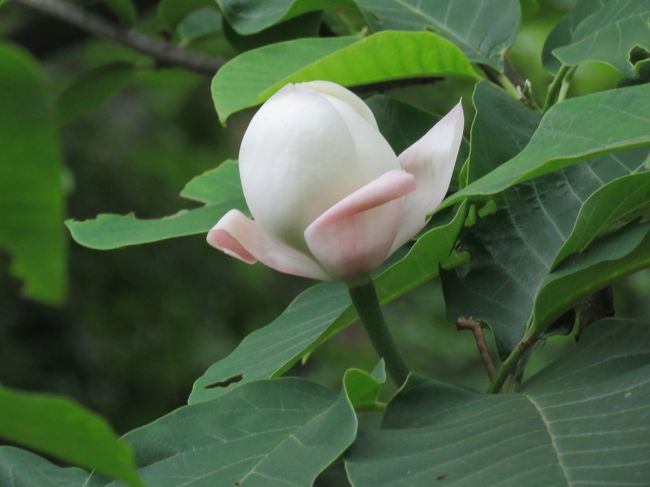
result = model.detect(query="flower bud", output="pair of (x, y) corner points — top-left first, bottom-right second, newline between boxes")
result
(208, 81), (463, 281)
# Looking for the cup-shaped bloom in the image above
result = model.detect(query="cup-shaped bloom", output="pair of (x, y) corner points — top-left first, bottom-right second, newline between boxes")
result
(208, 81), (464, 281)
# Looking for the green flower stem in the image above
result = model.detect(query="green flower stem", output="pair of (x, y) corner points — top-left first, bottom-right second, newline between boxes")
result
(347, 279), (410, 385)
(487, 330), (536, 393)
(543, 64), (571, 112)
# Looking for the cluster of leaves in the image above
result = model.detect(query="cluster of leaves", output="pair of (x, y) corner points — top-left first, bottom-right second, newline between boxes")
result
(1, 0), (649, 485)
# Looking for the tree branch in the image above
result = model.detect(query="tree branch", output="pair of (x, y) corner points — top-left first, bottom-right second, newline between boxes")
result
(13, 0), (224, 75)
(456, 317), (496, 381)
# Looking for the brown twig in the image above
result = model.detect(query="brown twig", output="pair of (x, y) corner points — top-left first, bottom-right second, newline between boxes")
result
(13, 0), (224, 75)
(456, 317), (496, 381)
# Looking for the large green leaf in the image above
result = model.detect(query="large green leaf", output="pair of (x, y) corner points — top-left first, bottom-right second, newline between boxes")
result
(345, 318), (650, 486)
(445, 83), (650, 205)
(58, 62), (135, 125)
(0, 43), (66, 304)
(354, 0), (520, 68)
(0, 386), (143, 487)
(212, 30), (479, 123)
(216, 0), (354, 34)
(442, 81), (649, 354)
(189, 203), (467, 404)
(2, 379), (357, 487)
(549, 0), (650, 74)
(0, 448), (90, 487)
(66, 160), (246, 249)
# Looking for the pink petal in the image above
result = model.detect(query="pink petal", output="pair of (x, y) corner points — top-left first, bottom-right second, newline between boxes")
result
(207, 210), (329, 280)
(390, 101), (465, 253)
(304, 170), (416, 279)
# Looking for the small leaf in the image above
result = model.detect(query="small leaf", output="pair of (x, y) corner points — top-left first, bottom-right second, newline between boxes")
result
(343, 361), (387, 410)
(0, 386), (143, 487)
(157, 0), (213, 29)
(103, 0), (137, 26)
(177, 7), (223, 44)
(212, 30), (479, 123)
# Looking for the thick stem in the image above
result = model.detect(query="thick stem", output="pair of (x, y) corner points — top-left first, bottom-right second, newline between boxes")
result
(347, 280), (410, 385)
(13, 0), (223, 75)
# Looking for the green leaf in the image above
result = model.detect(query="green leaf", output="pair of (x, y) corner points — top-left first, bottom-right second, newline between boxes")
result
(441, 80), (649, 353)
(552, 171), (650, 267)
(90, 378), (356, 487)
(533, 221), (650, 333)
(189, 203), (467, 404)
(550, 0), (650, 74)
(0, 43), (66, 304)
(216, 0), (354, 34)
(103, 0), (137, 26)
(345, 318), (650, 486)
(2, 379), (357, 487)
(58, 62), (135, 125)
(542, 0), (605, 73)
(466, 81), (540, 183)
(354, 0), (521, 68)
(445, 83), (650, 205)
(343, 361), (387, 411)
(157, 0), (213, 29)
(0, 448), (90, 487)
(0, 386), (143, 487)
(66, 160), (246, 250)
(177, 7), (223, 44)
(212, 30), (479, 123)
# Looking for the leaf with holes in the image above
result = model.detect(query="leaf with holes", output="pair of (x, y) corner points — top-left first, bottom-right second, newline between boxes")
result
(189, 203), (467, 404)
(65, 160), (246, 249)
(345, 318), (650, 486)
(545, 0), (650, 74)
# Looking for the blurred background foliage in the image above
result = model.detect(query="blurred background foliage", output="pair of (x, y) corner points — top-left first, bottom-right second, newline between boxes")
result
(0, 0), (648, 438)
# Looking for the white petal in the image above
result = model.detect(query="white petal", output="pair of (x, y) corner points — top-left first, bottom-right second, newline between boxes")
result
(389, 101), (464, 253)
(304, 170), (416, 279)
(301, 80), (379, 128)
(207, 210), (329, 280)
(239, 83), (398, 253)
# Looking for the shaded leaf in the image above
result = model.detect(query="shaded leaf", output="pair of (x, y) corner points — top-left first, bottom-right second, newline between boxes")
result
(177, 6), (222, 44)
(0, 386), (143, 487)
(345, 318), (650, 486)
(157, 0), (213, 29)
(216, 0), (354, 34)
(344, 361), (387, 411)
(550, 0), (650, 74)
(0, 43), (66, 304)
(212, 31), (479, 123)
(103, 0), (137, 26)
(442, 80), (648, 353)
(58, 62), (135, 125)
(354, 0), (521, 68)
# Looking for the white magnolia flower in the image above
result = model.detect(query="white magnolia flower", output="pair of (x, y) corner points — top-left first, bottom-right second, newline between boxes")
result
(208, 81), (464, 281)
